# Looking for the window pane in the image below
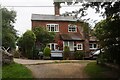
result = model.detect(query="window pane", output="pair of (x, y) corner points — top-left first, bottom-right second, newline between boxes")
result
(47, 24), (59, 32)
(94, 44), (97, 48)
(72, 27), (75, 31)
(64, 41), (68, 46)
(47, 25), (50, 31)
(48, 45), (50, 48)
(49, 26), (50, 31)
(77, 44), (82, 50)
(89, 44), (92, 48)
(51, 26), (54, 31)
(55, 25), (56, 31)
(55, 25), (58, 31)
(68, 24), (76, 32)
(78, 45), (80, 49)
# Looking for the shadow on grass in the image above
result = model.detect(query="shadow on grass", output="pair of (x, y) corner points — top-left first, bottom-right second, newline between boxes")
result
(84, 62), (119, 80)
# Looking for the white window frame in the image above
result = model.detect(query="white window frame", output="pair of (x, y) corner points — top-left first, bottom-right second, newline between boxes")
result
(77, 43), (83, 50)
(68, 24), (77, 32)
(47, 43), (58, 51)
(63, 41), (74, 51)
(46, 24), (59, 32)
(89, 43), (97, 50)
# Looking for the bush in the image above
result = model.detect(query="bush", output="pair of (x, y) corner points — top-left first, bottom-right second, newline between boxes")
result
(13, 50), (21, 58)
(63, 46), (70, 60)
(97, 52), (108, 65)
(74, 51), (84, 60)
(43, 46), (51, 57)
(33, 47), (39, 59)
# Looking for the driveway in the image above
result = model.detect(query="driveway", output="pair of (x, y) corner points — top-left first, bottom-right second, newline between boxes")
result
(14, 58), (95, 78)
(26, 63), (89, 78)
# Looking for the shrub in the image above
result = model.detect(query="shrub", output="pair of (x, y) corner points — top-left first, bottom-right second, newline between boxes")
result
(13, 50), (21, 58)
(63, 46), (70, 60)
(97, 52), (108, 65)
(17, 30), (36, 59)
(33, 47), (39, 59)
(43, 46), (51, 57)
(74, 51), (84, 60)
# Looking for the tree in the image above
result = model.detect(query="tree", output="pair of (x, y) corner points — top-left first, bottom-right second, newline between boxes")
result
(94, 17), (120, 64)
(17, 30), (36, 59)
(58, 1), (120, 65)
(33, 27), (55, 51)
(1, 8), (17, 50)
(60, 1), (120, 19)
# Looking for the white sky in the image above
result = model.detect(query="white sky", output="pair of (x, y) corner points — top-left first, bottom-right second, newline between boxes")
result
(1, 0), (104, 36)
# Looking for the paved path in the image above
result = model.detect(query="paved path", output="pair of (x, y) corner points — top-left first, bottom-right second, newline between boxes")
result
(14, 58), (95, 78)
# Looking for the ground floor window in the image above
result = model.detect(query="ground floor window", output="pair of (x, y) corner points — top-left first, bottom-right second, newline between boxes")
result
(89, 43), (97, 49)
(47, 43), (58, 51)
(77, 43), (83, 50)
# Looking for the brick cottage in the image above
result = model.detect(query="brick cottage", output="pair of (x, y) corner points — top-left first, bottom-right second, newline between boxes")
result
(31, 2), (98, 57)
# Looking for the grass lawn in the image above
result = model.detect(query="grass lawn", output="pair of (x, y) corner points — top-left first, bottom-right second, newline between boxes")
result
(2, 62), (33, 79)
(84, 62), (119, 80)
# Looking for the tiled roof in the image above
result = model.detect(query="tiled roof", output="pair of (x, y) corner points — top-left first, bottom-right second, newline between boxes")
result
(60, 33), (84, 41)
(31, 14), (78, 21)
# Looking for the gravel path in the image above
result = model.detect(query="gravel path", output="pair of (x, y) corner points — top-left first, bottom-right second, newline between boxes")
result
(26, 63), (89, 78)
(14, 58), (94, 78)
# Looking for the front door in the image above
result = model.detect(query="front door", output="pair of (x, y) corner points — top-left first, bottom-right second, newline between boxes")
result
(69, 41), (74, 51)
(63, 41), (74, 51)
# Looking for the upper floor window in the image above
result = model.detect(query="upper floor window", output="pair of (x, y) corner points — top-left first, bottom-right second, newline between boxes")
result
(68, 24), (77, 32)
(89, 43), (97, 49)
(46, 24), (59, 32)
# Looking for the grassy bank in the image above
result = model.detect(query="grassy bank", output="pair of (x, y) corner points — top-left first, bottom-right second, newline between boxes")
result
(84, 62), (119, 80)
(2, 63), (33, 79)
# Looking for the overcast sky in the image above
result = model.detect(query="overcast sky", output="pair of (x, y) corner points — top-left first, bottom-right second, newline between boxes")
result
(1, 0), (104, 36)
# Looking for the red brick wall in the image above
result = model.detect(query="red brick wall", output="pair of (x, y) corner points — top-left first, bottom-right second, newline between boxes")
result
(31, 20), (96, 53)
(32, 20), (81, 34)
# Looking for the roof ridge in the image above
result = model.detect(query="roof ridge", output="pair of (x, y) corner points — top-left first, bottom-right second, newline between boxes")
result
(32, 14), (54, 16)
(32, 14), (75, 17)
(31, 14), (78, 21)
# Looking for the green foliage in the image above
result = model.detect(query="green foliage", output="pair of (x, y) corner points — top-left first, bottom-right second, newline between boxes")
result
(74, 51), (84, 60)
(2, 33), (16, 49)
(33, 27), (55, 51)
(80, 22), (90, 39)
(84, 62), (110, 79)
(1, 8), (17, 49)
(13, 50), (21, 58)
(2, 63), (33, 78)
(64, 46), (70, 53)
(64, 1), (120, 20)
(33, 46), (39, 59)
(63, 46), (70, 60)
(43, 46), (51, 57)
(94, 17), (120, 65)
(17, 30), (36, 59)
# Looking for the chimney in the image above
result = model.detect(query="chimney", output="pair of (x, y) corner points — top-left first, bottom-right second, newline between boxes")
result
(54, 2), (60, 16)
